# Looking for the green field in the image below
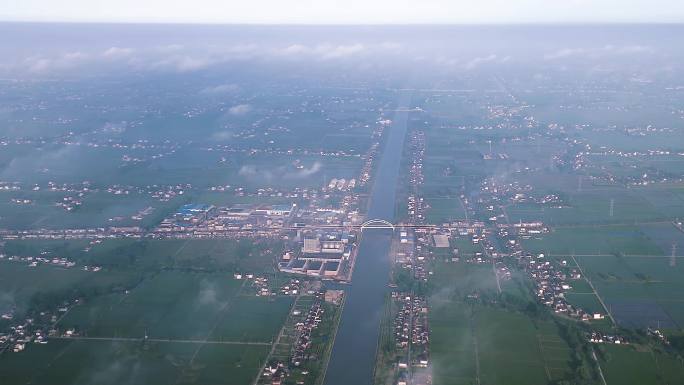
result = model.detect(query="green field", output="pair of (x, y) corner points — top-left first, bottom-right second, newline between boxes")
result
(430, 302), (576, 385)
(58, 271), (291, 341)
(522, 225), (665, 256)
(0, 262), (141, 320)
(428, 261), (576, 385)
(0, 190), (185, 230)
(0, 238), (295, 384)
(425, 198), (466, 223)
(572, 255), (684, 328)
(2, 237), (282, 272)
(598, 344), (684, 385)
(0, 339), (268, 385)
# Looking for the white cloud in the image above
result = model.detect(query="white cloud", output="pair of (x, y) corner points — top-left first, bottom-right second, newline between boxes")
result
(201, 83), (240, 94)
(284, 162), (322, 179)
(102, 46), (134, 58)
(544, 45), (654, 60)
(228, 104), (252, 115)
(605, 44), (654, 54)
(238, 162), (323, 182)
(544, 48), (586, 60)
(239, 165), (274, 182)
(276, 43), (367, 59)
(3, 39), (409, 76)
(318, 43), (365, 59)
(278, 44), (310, 55)
(23, 51), (90, 73)
(145, 55), (215, 72)
(464, 54), (498, 70)
(210, 130), (234, 140)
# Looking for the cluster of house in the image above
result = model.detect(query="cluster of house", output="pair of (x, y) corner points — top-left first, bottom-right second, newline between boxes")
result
(1, 298), (79, 354)
(392, 292), (430, 372)
(588, 332), (628, 344)
(402, 231), (429, 282)
(517, 253), (604, 321)
(407, 195), (425, 224)
(56, 195), (83, 212)
(208, 185), (313, 200)
(407, 131), (425, 223)
(509, 191), (562, 206)
(574, 142), (684, 186)
(259, 287), (340, 385)
(234, 273), (303, 297)
(104, 182), (190, 204)
(1, 321), (49, 353)
(250, 275), (272, 297)
(279, 232), (355, 280)
(443, 226), (497, 265)
(501, 221), (550, 241)
(291, 299), (325, 367)
(261, 361), (288, 385)
(0, 253), (94, 270)
(279, 279), (302, 296)
(358, 143), (377, 187)
(647, 328), (669, 345)
(357, 119), (390, 188)
(147, 184), (188, 202)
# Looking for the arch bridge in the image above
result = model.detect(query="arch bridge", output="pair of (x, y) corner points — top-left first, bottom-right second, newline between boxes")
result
(359, 219), (395, 231)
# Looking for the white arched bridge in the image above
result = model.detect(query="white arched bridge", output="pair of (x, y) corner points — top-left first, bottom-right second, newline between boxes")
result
(359, 219), (395, 230)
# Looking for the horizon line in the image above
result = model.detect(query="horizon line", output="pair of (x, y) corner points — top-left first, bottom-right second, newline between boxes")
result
(1, 19), (684, 27)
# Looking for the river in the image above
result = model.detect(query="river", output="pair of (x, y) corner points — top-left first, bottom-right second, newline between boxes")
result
(323, 93), (411, 385)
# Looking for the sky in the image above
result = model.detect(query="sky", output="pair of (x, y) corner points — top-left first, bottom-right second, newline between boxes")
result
(2, 0), (684, 24)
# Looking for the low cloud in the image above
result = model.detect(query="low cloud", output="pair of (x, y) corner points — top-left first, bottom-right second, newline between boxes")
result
(239, 161), (323, 183)
(201, 83), (240, 94)
(211, 130), (235, 141)
(228, 104), (252, 115)
(544, 48), (586, 60)
(102, 47), (134, 58)
(544, 45), (655, 60)
(239, 165), (274, 182)
(3, 40), (406, 76)
(319, 43), (365, 59)
(284, 162), (322, 179)
(464, 54), (499, 70)
(24, 51), (90, 73)
(276, 43), (381, 60)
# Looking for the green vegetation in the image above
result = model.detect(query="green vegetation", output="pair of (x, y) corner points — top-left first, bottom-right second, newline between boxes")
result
(0, 238), (294, 384)
(0, 339), (268, 385)
(523, 225), (664, 256)
(0, 262), (141, 319)
(58, 271), (291, 341)
(424, 198), (466, 223)
(598, 344), (684, 385)
(2, 237), (282, 271)
(427, 259), (586, 385)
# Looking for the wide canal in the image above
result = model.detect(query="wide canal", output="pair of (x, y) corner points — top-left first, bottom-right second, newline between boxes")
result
(324, 93), (411, 385)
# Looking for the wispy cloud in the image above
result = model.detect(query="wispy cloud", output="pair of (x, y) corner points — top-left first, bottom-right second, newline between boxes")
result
(24, 51), (90, 73)
(201, 83), (240, 94)
(102, 46), (134, 58)
(544, 44), (654, 60)
(464, 54), (499, 70)
(284, 162), (322, 179)
(228, 104), (251, 115)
